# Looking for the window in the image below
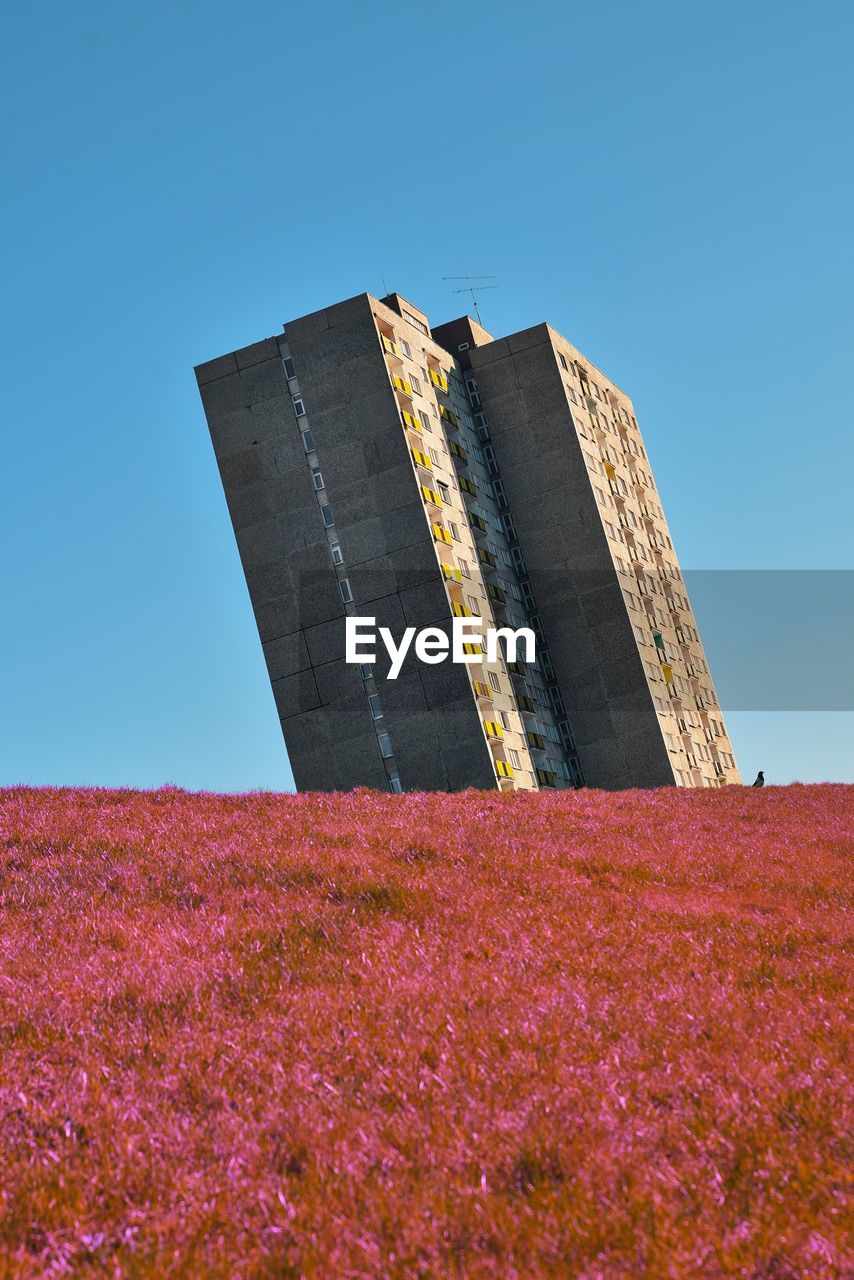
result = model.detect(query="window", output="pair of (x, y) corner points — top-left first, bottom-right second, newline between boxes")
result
(448, 520), (459, 540)
(558, 351), (568, 371)
(339, 578), (353, 604)
(509, 749), (521, 769)
(437, 481), (450, 503)
(292, 395), (306, 417)
(359, 664), (372, 680)
(368, 694), (383, 720)
(499, 710), (510, 730)
(312, 471), (325, 490)
(330, 543), (343, 566)
(283, 357), (296, 379)
(419, 410), (431, 431)
(458, 341), (470, 351)
(429, 447), (441, 465)
(320, 504), (334, 527)
(302, 430), (315, 453)
(389, 774), (402, 794)
(488, 670), (501, 693)
(410, 374), (421, 394)
(378, 733), (393, 759)
(401, 339), (411, 358)
(402, 311), (428, 336)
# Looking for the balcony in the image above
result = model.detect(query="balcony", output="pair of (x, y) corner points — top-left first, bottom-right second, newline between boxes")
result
(429, 368), (449, 394)
(472, 679), (493, 700)
(459, 476), (477, 497)
(440, 562), (462, 584)
(451, 600), (473, 618)
(449, 440), (469, 464)
(432, 522), (452, 546)
(382, 335), (404, 362)
(484, 719), (504, 740)
(468, 512), (488, 537)
(421, 484), (443, 509)
(495, 760), (514, 780)
(411, 446), (432, 472)
(536, 768), (556, 788)
(401, 410), (421, 434)
(527, 731), (545, 751)
(439, 405), (458, 427)
(392, 374), (413, 398)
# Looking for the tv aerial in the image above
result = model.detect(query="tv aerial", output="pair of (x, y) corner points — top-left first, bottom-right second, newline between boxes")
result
(443, 274), (498, 327)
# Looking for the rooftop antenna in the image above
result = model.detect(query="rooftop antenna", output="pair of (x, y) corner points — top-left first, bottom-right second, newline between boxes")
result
(381, 274), (391, 296)
(443, 274), (498, 327)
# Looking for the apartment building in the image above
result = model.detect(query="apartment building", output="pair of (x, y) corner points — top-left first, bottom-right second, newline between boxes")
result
(196, 291), (739, 791)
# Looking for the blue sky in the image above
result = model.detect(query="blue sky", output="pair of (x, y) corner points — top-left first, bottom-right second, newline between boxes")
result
(1, 0), (851, 790)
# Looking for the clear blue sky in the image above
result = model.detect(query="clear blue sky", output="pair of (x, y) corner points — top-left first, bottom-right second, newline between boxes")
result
(1, 0), (851, 791)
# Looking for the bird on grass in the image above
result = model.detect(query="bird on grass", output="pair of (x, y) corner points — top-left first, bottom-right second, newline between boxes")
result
(752, 771), (765, 787)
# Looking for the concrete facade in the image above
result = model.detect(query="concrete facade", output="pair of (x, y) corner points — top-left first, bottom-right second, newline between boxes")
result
(196, 291), (739, 791)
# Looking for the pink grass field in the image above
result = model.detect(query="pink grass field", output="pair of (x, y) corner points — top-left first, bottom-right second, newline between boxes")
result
(0, 784), (850, 1278)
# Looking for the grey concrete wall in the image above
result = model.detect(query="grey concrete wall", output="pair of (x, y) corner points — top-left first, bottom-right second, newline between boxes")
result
(469, 325), (676, 789)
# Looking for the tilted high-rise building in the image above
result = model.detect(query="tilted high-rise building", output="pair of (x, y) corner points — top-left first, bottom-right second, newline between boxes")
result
(196, 291), (739, 792)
